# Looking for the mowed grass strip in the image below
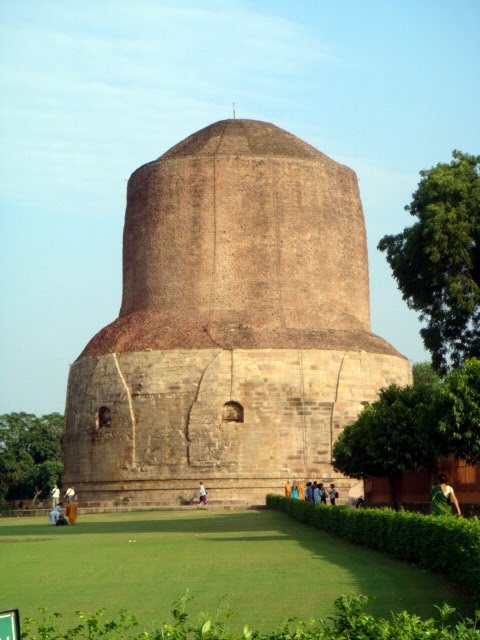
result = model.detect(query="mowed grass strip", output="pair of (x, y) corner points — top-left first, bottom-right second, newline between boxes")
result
(0, 509), (472, 632)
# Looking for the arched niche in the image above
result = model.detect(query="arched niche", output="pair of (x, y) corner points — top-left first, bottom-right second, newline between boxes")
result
(97, 406), (112, 429)
(222, 401), (244, 423)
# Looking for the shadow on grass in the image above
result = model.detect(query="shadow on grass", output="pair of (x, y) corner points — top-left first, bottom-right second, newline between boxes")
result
(0, 509), (474, 618)
(0, 512), (276, 536)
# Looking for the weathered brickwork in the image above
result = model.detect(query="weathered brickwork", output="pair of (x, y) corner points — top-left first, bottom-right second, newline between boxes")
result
(65, 349), (411, 504)
(64, 119), (412, 506)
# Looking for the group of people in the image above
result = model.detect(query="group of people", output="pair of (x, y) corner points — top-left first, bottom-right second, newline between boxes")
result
(44, 475), (461, 521)
(285, 480), (339, 505)
(48, 485), (78, 525)
(285, 474), (462, 517)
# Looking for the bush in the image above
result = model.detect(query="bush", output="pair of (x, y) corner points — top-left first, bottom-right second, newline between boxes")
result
(21, 593), (480, 639)
(266, 495), (480, 605)
(365, 502), (480, 518)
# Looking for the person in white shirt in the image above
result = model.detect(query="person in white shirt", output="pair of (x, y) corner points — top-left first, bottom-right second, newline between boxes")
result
(50, 484), (60, 507)
(328, 484), (338, 505)
(199, 482), (207, 506)
(64, 487), (75, 503)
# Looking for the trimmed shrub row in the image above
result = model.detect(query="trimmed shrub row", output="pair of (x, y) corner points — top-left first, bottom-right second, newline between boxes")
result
(266, 495), (480, 605)
(363, 502), (480, 518)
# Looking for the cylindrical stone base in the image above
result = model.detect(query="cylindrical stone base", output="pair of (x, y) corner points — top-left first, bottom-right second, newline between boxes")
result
(64, 348), (412, 506)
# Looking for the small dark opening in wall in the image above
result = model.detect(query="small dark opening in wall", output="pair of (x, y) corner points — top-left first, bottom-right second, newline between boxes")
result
(97, 406), (112, 428)
(222, 401), (244, 423)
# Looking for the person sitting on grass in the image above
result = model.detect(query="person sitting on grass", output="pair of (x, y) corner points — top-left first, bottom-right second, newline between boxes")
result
(56, 513), (69, 526)
(48, 503), (63, 525)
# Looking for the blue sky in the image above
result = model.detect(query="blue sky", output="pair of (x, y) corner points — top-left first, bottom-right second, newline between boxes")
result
(1, 0), (479, 415)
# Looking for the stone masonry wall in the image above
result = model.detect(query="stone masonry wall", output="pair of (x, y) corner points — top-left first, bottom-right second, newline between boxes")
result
(64, 348), (412, 505)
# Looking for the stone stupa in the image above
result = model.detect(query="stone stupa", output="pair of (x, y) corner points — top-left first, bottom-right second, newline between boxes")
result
(64, 119), (411, 506)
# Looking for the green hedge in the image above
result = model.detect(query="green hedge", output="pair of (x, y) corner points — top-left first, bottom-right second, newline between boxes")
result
(361, 502), (480, 518)
(266, 495), (480, 605)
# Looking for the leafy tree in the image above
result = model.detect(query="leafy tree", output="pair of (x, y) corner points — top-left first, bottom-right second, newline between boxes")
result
(439, 358), (480, 465)
(0, 412), (64, 505)
(412, 361), (442, 387)
(378, 151), (480, 373)
(333, 359), (480, 509)
(330, 410), (366, 482)
(333, 384), (445, 509)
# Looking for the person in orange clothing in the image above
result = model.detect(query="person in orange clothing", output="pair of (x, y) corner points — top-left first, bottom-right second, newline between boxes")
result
(66, 496), (78, 524)
(298, 482), (305, 500)
(284, 480), (291, 497)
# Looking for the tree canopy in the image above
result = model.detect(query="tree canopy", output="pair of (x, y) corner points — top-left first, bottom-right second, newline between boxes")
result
(332, 359), (480, 508)
(332, 383), (445, 509)
(412, 361), (442, 387)
(439, 358), (480, 465)
(0, 412), (64, 506)
(378, 151), (480, 373)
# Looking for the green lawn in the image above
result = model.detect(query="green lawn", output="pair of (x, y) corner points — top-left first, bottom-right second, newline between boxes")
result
(0, 509), (472, 632)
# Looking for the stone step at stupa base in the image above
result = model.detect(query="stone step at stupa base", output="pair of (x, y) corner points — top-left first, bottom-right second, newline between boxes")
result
(75, 498), (264, 514)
